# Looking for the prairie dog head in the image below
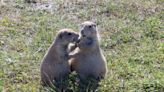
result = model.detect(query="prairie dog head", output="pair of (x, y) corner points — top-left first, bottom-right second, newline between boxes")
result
(56, 29), (79, 45)
(80, 21), (97, 38)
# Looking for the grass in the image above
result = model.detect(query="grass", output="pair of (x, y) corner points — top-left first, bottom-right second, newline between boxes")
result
(0, 0), (164, 91)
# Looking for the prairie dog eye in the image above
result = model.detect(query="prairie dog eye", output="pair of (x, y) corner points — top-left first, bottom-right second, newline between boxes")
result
(68, 33), (72, 36)
(88, 25), (92, 28)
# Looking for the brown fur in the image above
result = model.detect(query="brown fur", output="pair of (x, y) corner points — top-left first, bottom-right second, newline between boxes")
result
(40, 29), (79, 87)
(69, 21), (108, 81)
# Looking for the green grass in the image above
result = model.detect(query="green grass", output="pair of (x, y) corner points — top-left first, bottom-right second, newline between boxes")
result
(0, 0), (164, 91)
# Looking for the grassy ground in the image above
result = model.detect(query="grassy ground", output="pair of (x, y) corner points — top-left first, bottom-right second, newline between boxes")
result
(0, 0), (164, 91)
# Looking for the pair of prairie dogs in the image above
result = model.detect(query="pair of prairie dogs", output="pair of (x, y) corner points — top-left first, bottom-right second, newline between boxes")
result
(40, 21), (108, 86)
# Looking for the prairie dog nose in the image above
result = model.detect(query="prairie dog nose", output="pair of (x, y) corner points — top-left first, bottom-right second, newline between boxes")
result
(73, 34), (79, 42)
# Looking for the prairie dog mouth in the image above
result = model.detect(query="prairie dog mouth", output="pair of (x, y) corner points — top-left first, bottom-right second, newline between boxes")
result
(77, 38), (80, 43)
(72, 37), (78, 43)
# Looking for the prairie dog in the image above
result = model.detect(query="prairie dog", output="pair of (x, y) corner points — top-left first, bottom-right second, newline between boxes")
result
(40, 29), (79, 87)
(70, 21), (108, 81)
